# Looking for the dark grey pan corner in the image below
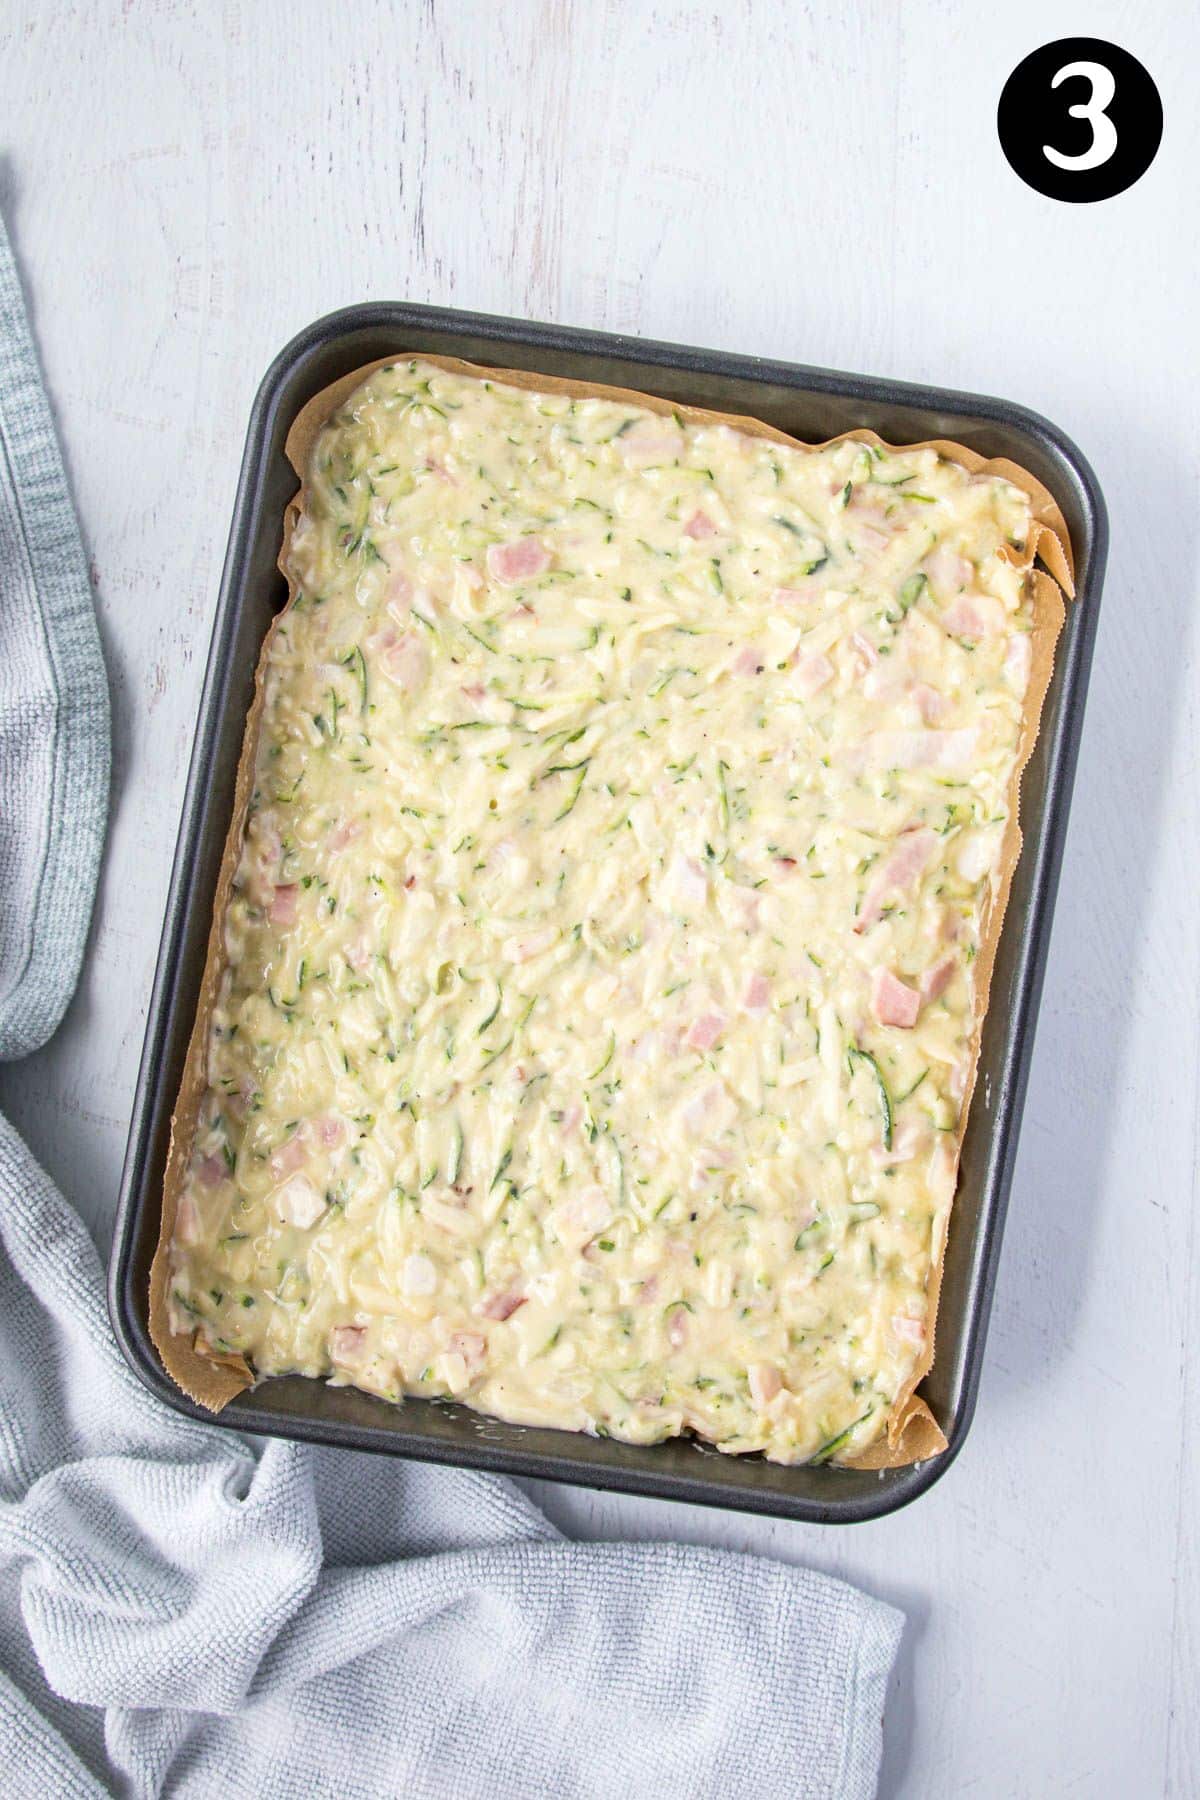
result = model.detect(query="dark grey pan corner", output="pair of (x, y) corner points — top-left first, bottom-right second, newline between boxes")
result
(108, 304), (1108, 1525)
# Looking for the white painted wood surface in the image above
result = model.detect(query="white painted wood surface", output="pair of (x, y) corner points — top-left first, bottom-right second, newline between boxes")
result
(1, 3), (1196, 1793)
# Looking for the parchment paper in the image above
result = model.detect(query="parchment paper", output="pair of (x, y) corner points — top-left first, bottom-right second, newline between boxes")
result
(150, 352), (1073, 1467)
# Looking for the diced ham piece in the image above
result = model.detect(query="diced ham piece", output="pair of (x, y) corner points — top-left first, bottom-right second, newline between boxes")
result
(274, 1174), (325, 1230)
(852, 727), (980, 773)
(620, 422), (685, 465)
(861, 663), (898, 707)
(329, 817), (362, 851)
(741, 973), (771, 1016)
(690, 1144), (732, 1190)
(559, 1101), (583, 1137)
(732, 645), (765, 676)
(487, 537), (551, 585)
(269, 1131), (308, 1180)
(245, 814), (283, 895)
(927, 543), (972, 598)
(422, 1194), (477, 1237)
(666, 1307), (689, 1349)
(925, 903), (960, 945)
(872, 968), (921, 1029)
(748, 1362), (782, 1409)
(686, 1012), (726, 1053)
(379, 630), (429, 692)
(934, 727), (982, 768)
(871, 1117), (926, 1168)
(553, 1186), (612, 1250)
(385, 572), (412, 615)
(450, 1331), (487, 1374)
(899, 606), (945, 666)
(909, 682), (948, 725)
(941, 593), (1007, 639)
(1004, 632), (1033, 693)
(771, 583), (818, 607)
(402, 1252), (438, 1296)
(854, 522), (890, 554)
(344, 935), (372, 973)
(680, 1080), (737, 1138)
(629, 1029), (662, 1066)
(854, 827), (937, 933)
(197, 1153), (227, 1188)
(850, 631), (879, 672)
(921, 954), (957, 1004)
(684, 509), (718, 540)
(794, 651), (834, 699)
(478, 1289), (527, 1322)
(330, 1324), (367, 1365)
(175, 1195), (200, 1244)
(498, 840), (535, 886)
(669, 854), (708, 910)
(502, 926), (559, 963)
(724, 884), (761, 932)
(268, 884), (298, 928)
(892, 1313), (926, 1349)
(316, 1115), (345, 1148)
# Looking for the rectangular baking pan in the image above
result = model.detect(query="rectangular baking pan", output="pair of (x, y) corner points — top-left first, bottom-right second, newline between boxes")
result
(108, 304), (1107, 1523)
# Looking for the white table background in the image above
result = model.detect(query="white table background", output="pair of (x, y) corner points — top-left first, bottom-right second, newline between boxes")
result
(2, 4), (1196, 1794)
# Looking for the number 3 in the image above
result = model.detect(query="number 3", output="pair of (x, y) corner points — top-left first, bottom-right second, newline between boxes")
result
(1043, 60), (1118, 170)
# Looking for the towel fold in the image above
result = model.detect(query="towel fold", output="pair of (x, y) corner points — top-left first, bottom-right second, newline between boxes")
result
(0, 205), (901, 1800)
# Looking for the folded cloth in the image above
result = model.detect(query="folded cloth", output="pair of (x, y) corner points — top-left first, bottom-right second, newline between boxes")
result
(0, 209), (108, 1063)
(0, 206), (902, 1800)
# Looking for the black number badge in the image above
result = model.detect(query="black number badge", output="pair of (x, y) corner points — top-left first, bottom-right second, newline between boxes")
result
(998, 38), (1162, 202)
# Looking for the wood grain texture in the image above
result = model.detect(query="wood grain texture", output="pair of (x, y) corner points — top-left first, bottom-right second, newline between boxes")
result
(0, 3), (1195, 1794)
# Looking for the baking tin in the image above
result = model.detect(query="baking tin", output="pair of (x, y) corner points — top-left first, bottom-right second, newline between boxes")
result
(108, 304), (1107, 1523)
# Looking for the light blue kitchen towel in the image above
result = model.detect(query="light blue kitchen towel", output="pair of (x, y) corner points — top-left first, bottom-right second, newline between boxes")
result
(0, 207), (903, 1800)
